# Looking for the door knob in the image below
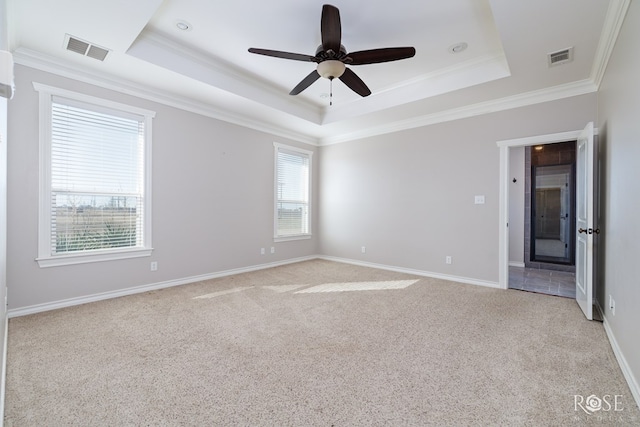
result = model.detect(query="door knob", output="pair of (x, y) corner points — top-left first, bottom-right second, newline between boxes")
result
(579, 227), (601, 234)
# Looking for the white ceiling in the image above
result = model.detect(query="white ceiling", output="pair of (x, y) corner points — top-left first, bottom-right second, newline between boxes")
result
(8, 0), (624, 145)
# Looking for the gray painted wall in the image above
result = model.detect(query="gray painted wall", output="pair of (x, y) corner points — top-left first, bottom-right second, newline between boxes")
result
(1, 0), (10, 415)
(318, 95), (596, 283)
(7, 65), (318, 310)
(0, 83), (7, 422)
(597, 0), (640, 402)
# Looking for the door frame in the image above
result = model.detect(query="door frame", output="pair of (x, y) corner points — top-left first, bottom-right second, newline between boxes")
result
(496, 128), (597, 289)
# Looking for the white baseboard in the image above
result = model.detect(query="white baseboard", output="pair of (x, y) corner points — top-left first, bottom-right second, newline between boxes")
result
(318, 255), (501, 289)
(7, 255), (317, 318)
(602, 315), (640, 411)
(0, 314), (6, 427)
(8, 255), (503, 318)
(509, 261), (526, 268)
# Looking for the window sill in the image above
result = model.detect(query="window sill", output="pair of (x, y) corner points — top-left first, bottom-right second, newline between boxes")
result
(36, 247), (153, 268)
(274, 234), (312, 243)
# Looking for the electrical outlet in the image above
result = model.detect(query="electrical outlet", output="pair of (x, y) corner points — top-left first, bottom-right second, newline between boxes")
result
(150, 261), (158, 271)
(260, 248), (265, 255)
(446, 256), (452, 265)
(270, 247), (275, 254)
(361, 246), (366, 254)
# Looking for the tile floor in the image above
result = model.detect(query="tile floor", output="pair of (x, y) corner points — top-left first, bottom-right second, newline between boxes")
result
(509, 266), (576, 298)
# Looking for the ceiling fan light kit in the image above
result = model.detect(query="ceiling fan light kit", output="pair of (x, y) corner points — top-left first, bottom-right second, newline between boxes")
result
(248, 4), (416, 102)
(317, 60), (345, 79)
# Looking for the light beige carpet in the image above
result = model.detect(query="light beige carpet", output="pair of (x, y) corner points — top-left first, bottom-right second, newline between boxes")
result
(4, 259), (639, 426)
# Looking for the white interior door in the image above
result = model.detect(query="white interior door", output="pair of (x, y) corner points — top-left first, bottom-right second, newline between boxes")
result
(576, 122), (594, 320)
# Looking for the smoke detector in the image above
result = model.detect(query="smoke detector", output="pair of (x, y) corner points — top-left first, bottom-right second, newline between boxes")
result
(64, 34), (110, 61)
(547, 47), (573, 67)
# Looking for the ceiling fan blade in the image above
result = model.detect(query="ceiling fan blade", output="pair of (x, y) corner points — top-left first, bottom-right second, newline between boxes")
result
(290, 70), (321, 95)
(248, 48), (317, 62)
(339, 68), (371, 97)
(321, 4), (341, 53)
(348, 47), (416, 65)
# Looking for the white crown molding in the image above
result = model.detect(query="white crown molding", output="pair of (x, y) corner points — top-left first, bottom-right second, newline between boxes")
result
(13, 41), (607, 149)
(322, 51), (511, 124)
(139, 31), (512, 129)
(590, 0), (631, 88)
(13, 48), (321, 146)
(319, 78), (598, 145)
(380, 51), (509, 94)
(128, 31), (323, 125)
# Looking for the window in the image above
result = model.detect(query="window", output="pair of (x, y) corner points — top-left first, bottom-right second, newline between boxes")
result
(34, 83), (154, 267)
(274, 143), (312, 240)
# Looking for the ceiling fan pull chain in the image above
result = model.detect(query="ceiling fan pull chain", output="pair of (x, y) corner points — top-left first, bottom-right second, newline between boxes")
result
(330, 77), (333, 106)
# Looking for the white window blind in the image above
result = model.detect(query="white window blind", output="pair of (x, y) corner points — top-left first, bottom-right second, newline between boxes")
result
(275, 144), (312, 238)
(34, 82), (154, 267)
(50, 97), (145, 254)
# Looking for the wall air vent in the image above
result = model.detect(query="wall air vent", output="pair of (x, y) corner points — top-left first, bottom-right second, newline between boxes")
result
(65, 34), (110, 61)
(548, 47), (573, 67)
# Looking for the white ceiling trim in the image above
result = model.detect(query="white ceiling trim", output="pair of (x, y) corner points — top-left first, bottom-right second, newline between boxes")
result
(590, 0), (631, 88)
(130, 32), (511, 127)
(322, 51), (510, 125)
(319, 79), (598, 146)
(127, 31), (323, 124)
(13, 47), (599, 148)
(13, 48), (320, 146)
(7, 0), (626, 148)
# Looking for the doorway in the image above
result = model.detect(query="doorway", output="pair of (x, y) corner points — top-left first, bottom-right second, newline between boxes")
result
(528, 142), (576, 267)
(515, 141), (577, 297)
(497, 124), (597, 320)
(497, 130), (583, 294)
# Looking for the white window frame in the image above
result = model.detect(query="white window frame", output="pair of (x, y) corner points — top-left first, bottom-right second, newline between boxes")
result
(273, 142), (313, 242)
(34, 82), (155, 267)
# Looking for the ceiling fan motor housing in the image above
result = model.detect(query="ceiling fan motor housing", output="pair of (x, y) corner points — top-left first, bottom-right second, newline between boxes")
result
(316, 44), (347, 58)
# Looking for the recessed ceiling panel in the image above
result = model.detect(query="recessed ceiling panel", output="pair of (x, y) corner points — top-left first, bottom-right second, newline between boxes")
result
(9, 0), (618, 143)
(132, 0), (507, 123)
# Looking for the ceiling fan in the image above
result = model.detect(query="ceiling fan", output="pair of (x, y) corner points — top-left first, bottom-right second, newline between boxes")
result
(248, 4), (416, 100)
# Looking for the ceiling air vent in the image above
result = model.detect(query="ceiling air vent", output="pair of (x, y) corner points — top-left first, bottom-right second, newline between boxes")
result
(65, 34), (110, 61)
(548, 47), (573, 67)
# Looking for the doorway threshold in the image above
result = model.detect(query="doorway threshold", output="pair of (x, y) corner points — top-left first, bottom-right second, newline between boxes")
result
(592, 304), (604, 322)
(508, 266), (575, 298)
